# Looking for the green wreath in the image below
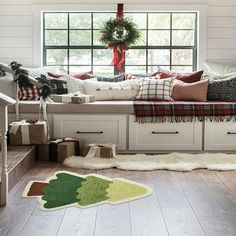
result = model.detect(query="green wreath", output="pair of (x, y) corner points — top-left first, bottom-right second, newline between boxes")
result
(100, 18), (140, 46)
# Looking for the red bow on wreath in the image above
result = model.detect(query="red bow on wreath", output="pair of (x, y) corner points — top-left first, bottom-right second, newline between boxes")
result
(109, 42), (129, 73)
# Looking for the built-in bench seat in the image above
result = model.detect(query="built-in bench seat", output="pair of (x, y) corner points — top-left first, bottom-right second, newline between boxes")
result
(7, 101), (236, 152)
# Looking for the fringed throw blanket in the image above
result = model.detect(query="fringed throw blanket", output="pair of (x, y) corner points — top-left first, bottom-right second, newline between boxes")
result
(133, 100), (236, 123)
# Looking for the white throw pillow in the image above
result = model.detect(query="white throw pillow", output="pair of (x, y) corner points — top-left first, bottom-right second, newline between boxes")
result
(62, 75), (86, 94)
(136, 78), (175, 100)
(204, 61), (236, 74)
(83, 80), (139, 100)
(23, 66), (60, 78)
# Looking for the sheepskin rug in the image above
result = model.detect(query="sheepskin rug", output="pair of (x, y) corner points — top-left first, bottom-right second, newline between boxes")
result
(63, 152), (236, 171)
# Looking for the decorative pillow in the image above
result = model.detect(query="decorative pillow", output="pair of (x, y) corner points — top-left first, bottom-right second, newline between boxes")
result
(172, 79), (208, 101)
(207, 75), (236, 101)
(63, 76), (85, 94)
(89, 73), (125, 82)
(83, 80), (139, 100)
(126, 74), (161, 80)
(72, 71), (92, 80)
(48, 78), (68, 95)
(136, 78), (175, 100)
(204, 61), (236, 74)
(158, 70), (203, 83)
(18, 86), (42, 100)
(47, 72), (64, 78)
(202, 71), (236, 81)
(24, 66), (60, 78)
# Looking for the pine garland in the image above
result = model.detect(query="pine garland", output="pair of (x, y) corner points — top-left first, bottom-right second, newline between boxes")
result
(10, 61), (52, 100)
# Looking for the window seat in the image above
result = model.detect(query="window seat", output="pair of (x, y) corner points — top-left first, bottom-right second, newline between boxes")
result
(8, 100), (134, 114)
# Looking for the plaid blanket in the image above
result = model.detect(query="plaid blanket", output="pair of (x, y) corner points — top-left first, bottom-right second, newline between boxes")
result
(133, 100), (236, 123)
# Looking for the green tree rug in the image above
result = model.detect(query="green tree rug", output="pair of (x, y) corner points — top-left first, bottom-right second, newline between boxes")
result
(22, 171), (152, 211)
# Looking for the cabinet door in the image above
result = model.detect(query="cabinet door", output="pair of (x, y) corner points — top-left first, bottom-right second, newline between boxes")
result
(205, 121), (236, 151)
(54, 114), (127, 150)
(129, 115), (202, 151)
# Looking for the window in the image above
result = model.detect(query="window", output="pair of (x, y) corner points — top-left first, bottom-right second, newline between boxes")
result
(43, 12), (197, 75)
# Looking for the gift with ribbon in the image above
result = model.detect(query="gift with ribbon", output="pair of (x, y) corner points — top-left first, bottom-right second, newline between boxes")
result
(83, 143), (117, 158)
(51, 93), (95, 104)
(38, 138), (85, 162)
(9, 120), (48, 145)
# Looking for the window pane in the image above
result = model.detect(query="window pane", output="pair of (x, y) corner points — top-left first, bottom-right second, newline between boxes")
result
(148, 13), (170, 29)
(172, 49), (193, 65)
(93, 13), (116, 29)
(93, 30), (103, 45)
(69, 13), (91, 29)
(125, 66), (146, 74)
(172, 30), (194, 46)
(93, 66), (114, 76)
(125, 13), (147, 29)
(148, 30), (170, 46)
(148, 49), (170, 65)
(136, 30), (146, 46)
(172, 14), (195, 29)
(46, 49), (68, 65)
(148, 66), (170, 73)
(45, 13), (68, 29)
(126, 49), (146, 65)
(69, 66), (92, 74)
(45, 30), (68, 46)
(70, 30), (91, 46)
(93, 49), (113, 65)
(69, 49), (91, 65)
(172, 66), (193, 72)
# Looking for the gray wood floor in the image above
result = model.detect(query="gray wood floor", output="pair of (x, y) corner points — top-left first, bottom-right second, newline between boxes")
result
(0, 162), (236, 236)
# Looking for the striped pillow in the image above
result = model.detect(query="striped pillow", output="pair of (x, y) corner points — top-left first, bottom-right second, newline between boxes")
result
(136, 78), (175, 100)
(18, 86), (42, 100)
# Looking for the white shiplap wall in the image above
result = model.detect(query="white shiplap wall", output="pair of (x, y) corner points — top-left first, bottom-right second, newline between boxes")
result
(0, 0), (236, 67)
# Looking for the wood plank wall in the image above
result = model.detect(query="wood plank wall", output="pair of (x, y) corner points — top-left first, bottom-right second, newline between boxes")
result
(0, 0), (235, 67)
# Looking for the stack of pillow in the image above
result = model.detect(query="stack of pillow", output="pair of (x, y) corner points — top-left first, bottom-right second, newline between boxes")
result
(1, 61), (236, 102)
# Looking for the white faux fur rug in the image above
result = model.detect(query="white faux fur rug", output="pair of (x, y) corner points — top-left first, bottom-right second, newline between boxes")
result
(63, 152), (236, 171)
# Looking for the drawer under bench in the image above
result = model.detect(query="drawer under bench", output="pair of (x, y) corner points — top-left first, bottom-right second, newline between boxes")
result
(129, 115), (203, 151)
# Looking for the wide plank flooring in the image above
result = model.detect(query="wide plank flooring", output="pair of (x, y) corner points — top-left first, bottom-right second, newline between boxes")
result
(0, 162), (236, 236)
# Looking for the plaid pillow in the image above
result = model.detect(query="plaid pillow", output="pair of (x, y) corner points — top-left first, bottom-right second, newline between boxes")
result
(48, 79), (68, 95)
(136, 78), (175, 100)
(18, 86), (42, 100)
(90, 73), (125, 82)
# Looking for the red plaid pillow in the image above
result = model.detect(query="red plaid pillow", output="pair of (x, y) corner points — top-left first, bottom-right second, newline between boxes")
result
(18, 86), (42, 100)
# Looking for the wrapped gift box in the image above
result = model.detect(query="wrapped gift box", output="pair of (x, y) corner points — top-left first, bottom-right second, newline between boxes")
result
(9, 120), (48, 145)
(51, 93), (95, 104)
(38, 138), (85, 162)
(82, 143), (117, 158)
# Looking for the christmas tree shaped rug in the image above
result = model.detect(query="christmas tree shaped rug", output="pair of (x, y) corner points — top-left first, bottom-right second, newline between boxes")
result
(22, 171), (152, 210)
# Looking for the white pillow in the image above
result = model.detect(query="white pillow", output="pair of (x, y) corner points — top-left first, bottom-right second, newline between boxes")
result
(62, 75), (86, 94)
(23, 66), (60, 78)
(83, 80), (139, 100)
(204, 61), (236, 74)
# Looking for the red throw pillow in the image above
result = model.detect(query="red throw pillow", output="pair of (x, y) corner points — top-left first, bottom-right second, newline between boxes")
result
(18, 86), (42, 100)
(72, 71), (92, 80)
(47, 72), (65, 78)
(176, 70), (204, 83)
(158, 72), (174, 79)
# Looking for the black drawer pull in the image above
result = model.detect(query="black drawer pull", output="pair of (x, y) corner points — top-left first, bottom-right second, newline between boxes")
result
(152, 131), (179, 134)
(76, 131), (104, 134)
(227, 132), (236, 135)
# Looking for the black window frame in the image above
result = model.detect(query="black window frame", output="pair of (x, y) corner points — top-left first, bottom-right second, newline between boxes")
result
(43, 11), (198, 74)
